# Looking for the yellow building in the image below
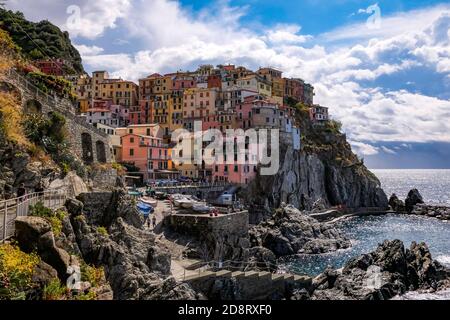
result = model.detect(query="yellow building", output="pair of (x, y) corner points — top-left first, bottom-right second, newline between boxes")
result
(152, 94), (171, 137)
(237, 74), (272, 98)
(75, 74), (92, 113)
(170, 92), (184, 132)
(116, 124), (163, 139)
(99, 80), (139, 106)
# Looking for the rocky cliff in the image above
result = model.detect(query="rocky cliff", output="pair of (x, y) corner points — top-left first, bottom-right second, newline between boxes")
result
(311, 240), (450, 300)
(244, 112), (388, 223)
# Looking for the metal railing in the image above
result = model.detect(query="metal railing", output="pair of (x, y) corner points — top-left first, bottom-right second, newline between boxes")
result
(153, 181), (232, 190)
(182, 259), (280, 281)
(0, 189), (67, 242)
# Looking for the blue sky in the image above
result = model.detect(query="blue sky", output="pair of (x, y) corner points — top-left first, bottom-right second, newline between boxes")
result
(5, 0), (450, 168)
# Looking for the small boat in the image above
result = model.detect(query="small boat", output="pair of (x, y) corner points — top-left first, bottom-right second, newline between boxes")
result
(140, 197), (157, 207)
(137, 201), (154, 215)
(179, 199), (194, 209)
(192, 202), (212, 213)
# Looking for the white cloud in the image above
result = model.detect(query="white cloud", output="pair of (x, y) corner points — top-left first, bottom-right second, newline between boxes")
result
(6, 0), (131, 39)
(349, 141), (379, 156)
(264, 25), (312, 44)
(381, 146), (397, 154)
(321, 4), (450, 43)
(74, 44), (104, 56)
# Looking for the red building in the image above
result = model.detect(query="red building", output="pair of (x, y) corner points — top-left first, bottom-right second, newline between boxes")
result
(35, 59), (65, 76)
(207, 75), (222, 89)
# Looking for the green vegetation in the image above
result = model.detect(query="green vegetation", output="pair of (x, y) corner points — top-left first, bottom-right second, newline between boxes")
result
(0, 243), (40, 300)
(96, 227), (108, 237)
(22, 112), (86, 177)
(0, 91), (31, 147)
(29, 202), (67, 237)
(25, 71), (77, 101)
(0, 28), (20, 72)
(324, 120), (343, 134)
(0, 9), (84, 73)
(42, 278), (67, 300)
(80, 261), (105, 288)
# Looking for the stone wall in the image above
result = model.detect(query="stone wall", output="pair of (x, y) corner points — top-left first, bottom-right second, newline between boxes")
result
(166, 211), (249, 261)
(1, 71), (111, 163)
(87, 168), (120, 191)
(167, 211), (248, 238)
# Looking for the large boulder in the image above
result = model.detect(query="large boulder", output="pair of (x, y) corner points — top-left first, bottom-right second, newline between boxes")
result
(15, 216), (52, 253)
(147, 244), (171, 275)
(249, 204), (351, 257)
(32, 260), (58, 288)
(40, 246), (78, 282)
(246, 246), (277, 271)
(389, 194), (406, 212)
(49, 172), (88, 198)
(312, 240), (450, 300)
(405, 189), (424, 213)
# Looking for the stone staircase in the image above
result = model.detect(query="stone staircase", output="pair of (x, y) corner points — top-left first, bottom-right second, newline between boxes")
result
(183, 270), (312, 300)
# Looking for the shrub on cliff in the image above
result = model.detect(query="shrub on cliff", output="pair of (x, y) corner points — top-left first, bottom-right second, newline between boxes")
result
(0, 91), (31, 147)
(0, 243), (40, 300)
(25, 71), (77, 101)
(22, 111), (86, 177)
(29, 202), (66, 237)
(42, 278), (68, 300)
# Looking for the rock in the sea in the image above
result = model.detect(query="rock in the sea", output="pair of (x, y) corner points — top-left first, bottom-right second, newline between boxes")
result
(405, 189), (424, 213)
(311, 240), (450, 300)
(249, 204), (351, 257)
(389, 194), (406, 213)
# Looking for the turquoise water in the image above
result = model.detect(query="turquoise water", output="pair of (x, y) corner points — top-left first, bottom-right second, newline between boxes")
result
(281, 169), (450, 276)
(280, 214), (450, 276)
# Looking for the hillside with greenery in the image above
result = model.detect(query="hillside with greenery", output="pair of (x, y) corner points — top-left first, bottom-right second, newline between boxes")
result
(0, 8), (84, 74)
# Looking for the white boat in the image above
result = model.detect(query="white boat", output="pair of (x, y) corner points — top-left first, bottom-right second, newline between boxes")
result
(140, 197), (157, 207)
(192, 202), (212, 213)
(179, 199), (194, 209)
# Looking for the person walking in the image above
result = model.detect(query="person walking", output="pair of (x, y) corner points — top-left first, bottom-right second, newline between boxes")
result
(17, 184), (26, 202)
(152, 216), (157, 229)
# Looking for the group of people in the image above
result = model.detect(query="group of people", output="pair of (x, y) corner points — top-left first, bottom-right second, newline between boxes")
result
(144, 214), (157, 230)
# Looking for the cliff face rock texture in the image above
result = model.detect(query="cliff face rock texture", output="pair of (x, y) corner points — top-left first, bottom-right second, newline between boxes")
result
(245, 127), (388, 223)
(65, 190), (203, 300)
(249, 204), (351, 257)
(0, 133), (57, 198)
(311, 240), (450, 300)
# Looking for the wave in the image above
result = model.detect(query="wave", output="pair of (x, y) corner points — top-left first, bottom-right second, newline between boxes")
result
(436, 255), (450, 266)
(392, 289), (450, 300)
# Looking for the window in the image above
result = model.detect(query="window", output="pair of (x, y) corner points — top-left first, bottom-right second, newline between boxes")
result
(130, 137), (134, 143)
(146, 128), (151, 136)
(130, 149), (134, 156)
(234, 165), (238, 172)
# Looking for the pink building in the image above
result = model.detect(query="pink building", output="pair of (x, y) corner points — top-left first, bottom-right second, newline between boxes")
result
(120, 133), (177, 181)
(172, 75), (196, 90)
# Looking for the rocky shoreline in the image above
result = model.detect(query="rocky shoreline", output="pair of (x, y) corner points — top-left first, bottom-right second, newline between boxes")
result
(311, 240), (450, 300)
(389, 188), (450, 221)
(249, 204), (351, 256)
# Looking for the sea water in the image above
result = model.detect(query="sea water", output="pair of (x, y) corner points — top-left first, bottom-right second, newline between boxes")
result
(281, 170), (450, 279)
